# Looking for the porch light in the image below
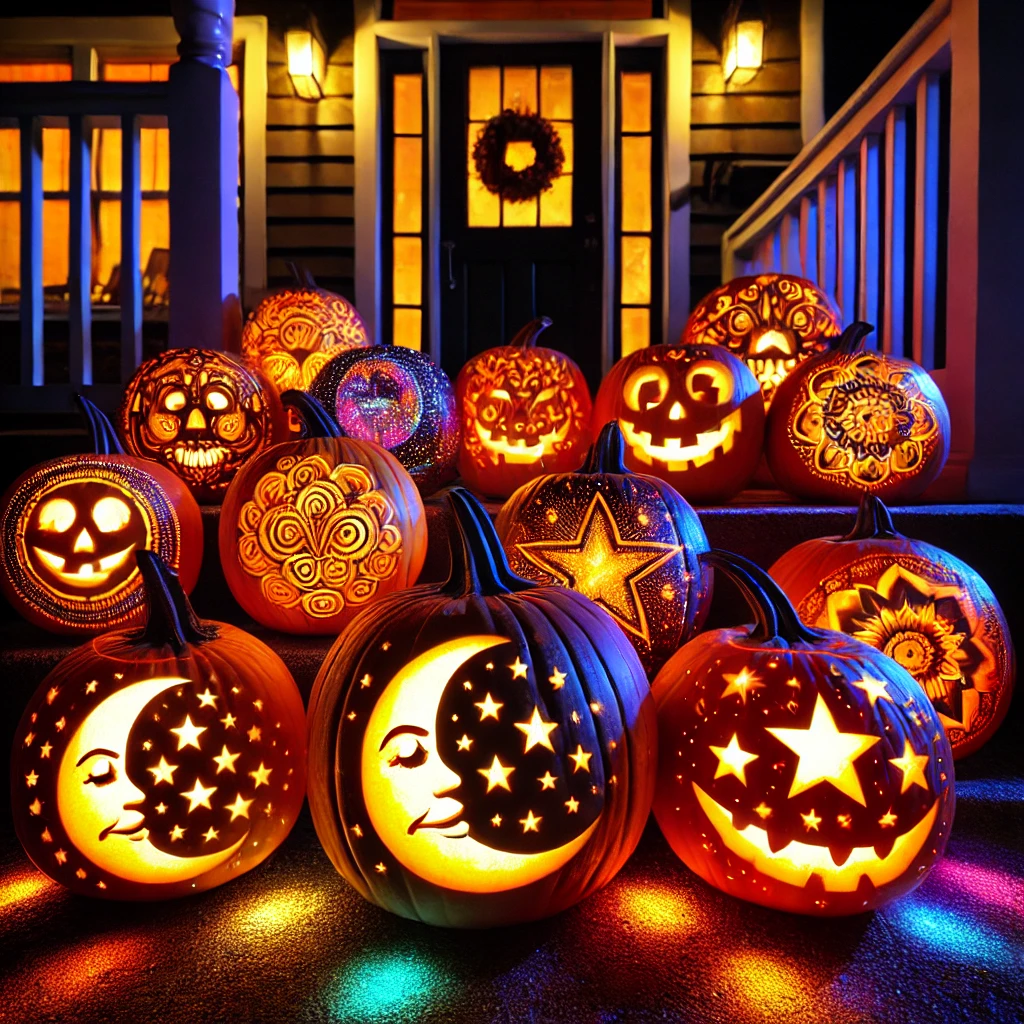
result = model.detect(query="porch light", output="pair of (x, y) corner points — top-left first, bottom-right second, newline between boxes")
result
(286, 27), (325, 100)
(722, 1), (765, 86)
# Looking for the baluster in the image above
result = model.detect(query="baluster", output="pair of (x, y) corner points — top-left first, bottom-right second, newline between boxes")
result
(19, 116), (43, 387)
(858, 134), (881, 338)
(68, 114), (93, 388)
(836, 157), (857, 323)
(799, 194), (817, 283)
(883, 106), (908, 357)
(121, 113), (142, 381)
(913, 73), (940, 370)
(781, 211), (801, 275)
(817, 176), (837, 301)
(770, 229), (782, 273)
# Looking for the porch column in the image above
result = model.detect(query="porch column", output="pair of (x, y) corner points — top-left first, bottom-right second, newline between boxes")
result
(168, 0), (241, 350)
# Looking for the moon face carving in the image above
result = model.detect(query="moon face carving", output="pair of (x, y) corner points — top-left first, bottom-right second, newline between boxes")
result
(361, 636), (599, 894)
(57, 677), (245, 886)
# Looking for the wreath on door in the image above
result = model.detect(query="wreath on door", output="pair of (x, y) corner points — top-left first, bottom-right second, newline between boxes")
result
(472, 109), (565, 203)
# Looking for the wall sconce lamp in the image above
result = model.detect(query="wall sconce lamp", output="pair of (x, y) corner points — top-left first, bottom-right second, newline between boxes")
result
(286, 21), (325, 100)
(722, 1), (765, 86)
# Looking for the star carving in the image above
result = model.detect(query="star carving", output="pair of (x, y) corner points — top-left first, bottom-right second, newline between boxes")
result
(478, 755), (515, 793)
(888, 740), (930, 793)
(709, 733), (758, 786)
(516, 491), (682, 642)
(514, 707), (558, 753)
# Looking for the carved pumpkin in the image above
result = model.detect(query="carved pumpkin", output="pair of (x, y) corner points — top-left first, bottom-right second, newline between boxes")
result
(652, 549), (955, 916)
(766, 322), (951, 502)
(11, 551), (306, 900)
(455, 318), (593, 499)
(592, 343), (765, 504)
(682, 273), (842, 407)
(220, 391), (427, 635)
(495, 422), (712, 676)
(0, 396), (202, 636)
(308, 344), (459, 497)
(769, 493), (1014, 759)
(307, 487), (656, 927)
(118, 347), (287, 505)
(241, 264), (371, 394)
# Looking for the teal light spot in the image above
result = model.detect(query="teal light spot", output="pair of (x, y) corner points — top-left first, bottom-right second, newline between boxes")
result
(887, 899), (1018, 972)
(327, 950), (445, 1022)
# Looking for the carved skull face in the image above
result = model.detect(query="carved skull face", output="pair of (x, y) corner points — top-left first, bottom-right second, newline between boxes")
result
(121, 349), (277, 501)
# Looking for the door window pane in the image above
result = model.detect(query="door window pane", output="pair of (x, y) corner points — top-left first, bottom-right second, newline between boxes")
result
(469, 67), (501, 120)
(394, 136), (422, 233)
(621, 136), (651, 232)
(540, 66), (572, 119)
(394, 74), (423, 135)
(502, 67), (537, 113)
(621, 235), (651, 305)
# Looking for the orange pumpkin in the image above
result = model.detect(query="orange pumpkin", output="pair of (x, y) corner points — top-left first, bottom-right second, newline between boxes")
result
(766, 323), (951, 502)
(455, 317), (592, 498)
(592, 343), (764, 503)
(11, 550), (306, 900)
(0, 396), (202, 636)
(118, 348), (287, 504)
(653, 549), (955, 916)
(770, 493), (1014, 759)
(220, 391), (427, 635)
(682, 273), (841, 407)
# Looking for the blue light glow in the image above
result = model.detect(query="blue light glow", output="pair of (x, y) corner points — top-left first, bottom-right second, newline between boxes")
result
(954, 778), (1024, 805)
(326, 949), (446, 1022)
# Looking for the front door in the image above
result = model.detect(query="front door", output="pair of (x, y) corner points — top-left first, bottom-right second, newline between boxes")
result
(440, 44), (604, 390)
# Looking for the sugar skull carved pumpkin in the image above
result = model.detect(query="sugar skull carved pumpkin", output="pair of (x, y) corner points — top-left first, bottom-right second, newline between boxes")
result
(682, 273), (841, 407)
(118, 348), (286, 504)
(652, 550), (955, 916)
(308, 345), (459, 496)
(307, 488), (656, 927)
(770, 493), (1014, 759)
(496, 422), (712, 676)
(241, 264), (371, 394)
(455, 318), (593, 499)
(220, 391), (427, 635)
(11, 551), (306, 900)
(0, 396), (202, 636)
(766, 323), (951, 502)
(592, 343), (765, 504)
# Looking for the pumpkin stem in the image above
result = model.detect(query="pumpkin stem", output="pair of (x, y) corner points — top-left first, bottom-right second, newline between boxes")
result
(280, 390), (345, 439)
(442, 487), (538, 597)
(135, 550), (217, 653)
(842, 491), (902, 541)
(700, 549), (820, 645)
(509, 317), (553, 349)
(581, 421), (629, 474)
(286, 261), (317, 290)
(833, 321), (875, 355)
(75, 393), (126, 456)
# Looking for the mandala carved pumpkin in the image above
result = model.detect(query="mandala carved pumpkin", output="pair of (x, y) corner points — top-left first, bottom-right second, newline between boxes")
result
(652, 550), (955, 916)
(308, 345), (459, 496)
(682, 273), (841, 407)
(592, 343), (764, 503)
(495, 422), (712, 676)
(220, 391), (427, 636)
(118, 348), (287, 504)
(307, 487), (656, 927)
(241, 265), (370, 394)
(769, 493), (1014, 759)
(766, 323), (951, 502)
(11, 551), (306, 900)
(0, 396), (202, 636)
(455, 318), (593, 499)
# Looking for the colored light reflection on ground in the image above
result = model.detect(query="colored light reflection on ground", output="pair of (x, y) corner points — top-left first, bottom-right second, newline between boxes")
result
(614, 881), (702, 934)
(0, 867), (53, 912)
(233, 887), (325, 936)
(717, 949), (814, 1019)
(325, 949), (447, 1022)
(932, 857), (1024, 915)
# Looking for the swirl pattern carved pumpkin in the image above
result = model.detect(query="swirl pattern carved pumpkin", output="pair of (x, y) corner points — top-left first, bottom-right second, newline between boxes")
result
(652, 550), (954, 916)
(770, 493), (1014, 759)
(766, 323), (950, 501)
(307, 488), (656, 927)
(0, 396), (202, 636)
(220, 391), (426, 634)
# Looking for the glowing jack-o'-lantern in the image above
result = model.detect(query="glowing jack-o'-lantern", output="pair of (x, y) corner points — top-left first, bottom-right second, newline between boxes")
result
(220, 391), (427, 635)
(11, 551), (306, 899)
(309, 345), (459, 496)
(307, 487), (656, 927)
(496, 422), (712, 675)
(766, 322), (950, 502)
(241, 265), (371, 394)
(592, 343), (764, 504)
(118, 348), (286, 504)
(0, 396), (203, 636)
(682, 273), (841, 407)
(455, 318), (593, 499)
(770, 493), (1014, 759)
(652, 550), (954, 916)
